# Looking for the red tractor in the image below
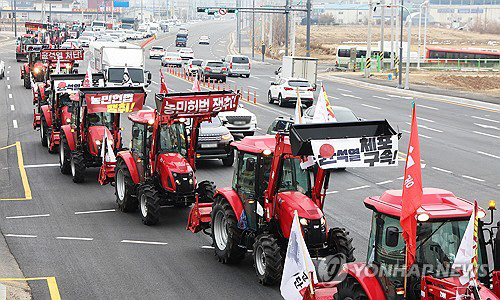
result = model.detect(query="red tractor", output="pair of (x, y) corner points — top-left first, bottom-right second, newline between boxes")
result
(187, 120), (399, 285)
(16, 34), (35, 62)
(20, 50), (49, 89)
(98, 90), (240, 225)
(59, 86), (146, 183)
(329, 188), (500, 300)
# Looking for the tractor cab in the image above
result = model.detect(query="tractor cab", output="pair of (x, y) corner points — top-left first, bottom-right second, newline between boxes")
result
(332, 188), (500, 300)
(59, 86), (146, 183)
(21, 51), (47, 89)
(16, 33), (35, 62)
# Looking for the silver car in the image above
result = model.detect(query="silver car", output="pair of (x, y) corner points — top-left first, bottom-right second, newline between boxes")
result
(223, 55), (250, 78)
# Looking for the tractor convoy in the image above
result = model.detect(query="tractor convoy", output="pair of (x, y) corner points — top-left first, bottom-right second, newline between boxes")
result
(16, 23), (499, 300)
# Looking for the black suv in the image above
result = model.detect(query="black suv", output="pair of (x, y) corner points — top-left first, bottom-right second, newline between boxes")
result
(197, 116), (235, 166)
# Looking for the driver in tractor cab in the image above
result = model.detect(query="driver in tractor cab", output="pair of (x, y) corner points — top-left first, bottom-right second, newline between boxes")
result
(417, 224), (451, 272)
(240, 157), (256, 192)
(87, 113), (101, 126)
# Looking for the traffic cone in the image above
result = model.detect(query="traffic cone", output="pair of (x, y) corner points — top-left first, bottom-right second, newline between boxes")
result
(254, 90), (257, 104)
(247, 88), (250, 102)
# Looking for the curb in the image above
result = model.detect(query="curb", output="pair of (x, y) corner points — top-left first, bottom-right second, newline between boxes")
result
(320, 74), (500, 113)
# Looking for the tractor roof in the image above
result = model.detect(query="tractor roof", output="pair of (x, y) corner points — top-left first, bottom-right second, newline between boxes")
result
(129, 109), (155, 124)
(364, 188), (478, 220)
(232, 135), (291, 154)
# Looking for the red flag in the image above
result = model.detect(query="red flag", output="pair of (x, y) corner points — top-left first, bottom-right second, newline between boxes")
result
(400, 103), (423, 269)
(160, 69), (168, 94)
(192, 75), (202, 92)
(82, 65), (92, 88)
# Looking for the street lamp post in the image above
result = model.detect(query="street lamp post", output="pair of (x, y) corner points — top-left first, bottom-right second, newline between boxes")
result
(417, 0), (429, 69)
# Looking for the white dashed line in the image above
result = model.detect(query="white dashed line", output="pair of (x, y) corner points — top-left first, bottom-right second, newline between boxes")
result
(201, 245), (215, 249)
(418, 104), (439, 111)
(397, 176), (404, 180)
(7, 71), (9, 74)
(376, 180), (393, 185)
(341, 93), (362, 99)
(6, 214), (50, 219)
(362, 104), (381, 110)
(247, 86), (259, 90)
(401, 129), (432, 139)
(373, 95), (390, 101)
(6, 77), (9, 81)
(471, 116), (499, 123)
(10, 105), (14, 111)
(474, 123), (500, 131)
(386, 94), (412, 99)
(432, 166), (453, 174)
(346, 185), (370, 191)
(326, 190), (339, 194)
(473, 131), (500, 139)
(410, 123), (443, 133)
(121, 240), (168, 245)
(24, 163), (59, 168)
(151, 80), (159, 85)
(5, 234), (37, 238)
(477, 151), (500, 159)
(8, 94), (12, 99)
(8, 66), (11, 69)
(412, 116), (435, 123)
(461, 175), (485, 182)
(56, 236), (94, 241)
(12, 120), (18, 128)
(227, 79), (236, 83)
(337, 88), (352, 92)
(7, 84), (10, 89)
(74, 209), (116, 215)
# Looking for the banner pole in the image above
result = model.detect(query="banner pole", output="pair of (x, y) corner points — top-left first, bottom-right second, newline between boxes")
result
(404, 246), (408, 298)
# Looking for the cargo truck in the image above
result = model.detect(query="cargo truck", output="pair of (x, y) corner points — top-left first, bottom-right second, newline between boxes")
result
(275, 56), (318, 87)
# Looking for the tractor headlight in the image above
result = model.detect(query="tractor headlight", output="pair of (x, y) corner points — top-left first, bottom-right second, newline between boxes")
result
(478, 210), (486, 219)
(189, 178), (193, 185)
(34, 67), (40, 74)
(417, 213), (430, 222)
(172, 172), (178, 178)
(188, 171), (193, 177)
(66, 118), (71, 123)
(175, 179), (181, 185)
(299, 218), (309, 226)
(221, 133), (233, 141)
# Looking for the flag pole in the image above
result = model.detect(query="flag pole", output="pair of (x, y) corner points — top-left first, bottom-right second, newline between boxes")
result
(295, 211), (314, 295)
(403, 246), (408, 298)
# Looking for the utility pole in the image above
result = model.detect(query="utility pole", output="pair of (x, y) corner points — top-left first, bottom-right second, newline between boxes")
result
(237, 0), (241, 53)
(404, 13), (412, 90)
(104, 0), (107, 23)
(252, 0), (255, 59)
(366, 0), (373, 78)
(290, 11), (296, 55)
(13, 0), (17, 37)
(398, 0), (404, 88)
(380, 0), (385, 69)
(305, 0), (311, 57)
(423, 2), (428, 65)
(285, 0), (289, 56)
(390, 0), (395, 69)
(140, 0), (143, 23)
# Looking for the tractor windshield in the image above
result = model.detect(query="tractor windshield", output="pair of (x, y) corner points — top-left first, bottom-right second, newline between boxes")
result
(258, 157), (311, 197)
(21, 36), (34, 45)
(58, 92), (75, 107)
(86, 112), (114, 129)
(158, 123), (187, 156)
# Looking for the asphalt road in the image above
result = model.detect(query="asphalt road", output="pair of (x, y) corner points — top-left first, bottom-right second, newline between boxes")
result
(0, 20), (499, 299)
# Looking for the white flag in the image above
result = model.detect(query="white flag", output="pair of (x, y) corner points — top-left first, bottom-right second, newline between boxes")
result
(83, 64), (93, 87)
(101, 131), (116, 163)
(452, 201), (479, 285)
(55, 58), (61, 74)
(192, 75), (202, 92)
(280, 211), (317, 300)
(294, 88), (303, 124)
(313, 86), (336, 124)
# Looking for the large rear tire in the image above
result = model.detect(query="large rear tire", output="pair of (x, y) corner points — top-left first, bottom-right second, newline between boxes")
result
(211, 197), (246, 264)
(328, 227), (356, 263)
(334, 276), (368, 300)
(70, 150), (86, 183)
(59, 134), (71, 174)
(253, 234), (283, 286)
(115, 159), (138, 212)
(40, 116), (48, 147)
(197, 180), (216, 203)
(139, 184), (160, 225)
(23, 73), (30, 89)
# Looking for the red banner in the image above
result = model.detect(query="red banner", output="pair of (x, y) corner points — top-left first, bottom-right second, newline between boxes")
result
(160, 93), (239, 116)
(86, 93), (145, 113)
(25, 22), (47, 31)
(41, 49), (84, 62)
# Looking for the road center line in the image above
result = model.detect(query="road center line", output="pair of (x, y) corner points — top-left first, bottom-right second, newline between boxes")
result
(471, 116), (499, 123)
(74, 209), (116, 215)
(12, 120), (18, 128)
(346, 185), (370, 191)
(341, 93), (362, 99)
(24, 163), (59, 168)
(376, 180), (393, 185)
(373, 95), (390, 100)
(361, 104), (381, 110)
(5, 234), (37, 238)
(473, 131), (500, 139)
(477, 151), (500, 159)
(6, 214), (50, 219)
(56, 236), (94, 241)
(461, 175), (485, 182)
(337, 88), (352, 92)
(121, 240), (168, 245)
(432, 166), (453, 174)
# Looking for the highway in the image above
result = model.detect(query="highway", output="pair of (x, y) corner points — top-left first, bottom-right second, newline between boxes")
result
(0, 20), (498, 299)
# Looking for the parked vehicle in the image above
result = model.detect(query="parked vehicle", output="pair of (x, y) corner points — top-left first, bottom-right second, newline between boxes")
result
(198, 36), (210, 45)
(183, 59), (203, 76)
(200, 60), (227, 83)
(149, 46), (166, 59)
(223, 55), (251, 77)
(178, 48), (194, 60)
(161, 52), (183, 67)
(268, 77), (315, 107)
(218, 104), (257, 136)
(197, 116), (234, 166)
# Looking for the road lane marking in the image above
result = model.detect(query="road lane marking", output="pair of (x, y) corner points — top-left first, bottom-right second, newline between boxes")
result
(346, 185), (370, 191)
(418, 104), (439, 110)
(7, 66), (10, 69)
(397, 176), (404, 179)
(373, 95), (390, 100)
(341, 93), (362, 99)
(410, 116), (435, 123)
(386, 94), (412, 99)
(361, 104), (381, 110)
(6, 214), (50, 219)
(472, 116), (499, 123)
(337, 88), (352, 92)
(432, 166), (453, 174)
(6, 77), (9, 80)
(326, 190), (338, 194)
(121, 240), (168, 245)
(461, 175), (485, 182)
(0, 277), (60, 300)
(473, 131), (500, 139)
(201, 245), (214, 249)
(376, 180), (393, 185)
(227, 79), (236, 83)
(10, 105), (14, 111)
(247, 86), (259, 90)
(56, 236), (94, 241)
(74, 209), (116, 215)
(477, 151), (500, 159)
(6, 71), (9, 74)
(12, 120), (17, 128)
(7, 84), (10, 89)
(151, 80), (159, 85)
(8, 94), (12, 99)
(401, 129), (432, 139)
(5, 234), (37, 238)
(407, 123), (443, 133)
(24, 163), (59, 168)
(474, 123), (499, 131)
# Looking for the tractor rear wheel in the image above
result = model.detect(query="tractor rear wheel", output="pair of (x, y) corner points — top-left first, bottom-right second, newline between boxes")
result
(327, 227), (356, 263)
(197, 180), (216, 203)
(333, 276), (368, 300)
(23, 73), (30, 89)
(59, 134), (71, 174)
(46, 128), (56, 153)
(211, 197), (246, 264)
(139, 184), (160, 225)
(70, 150), (86, 183)
(40, 116), (48, 147)
(253, 234), (283, 286)
(115, 159), (138, 212)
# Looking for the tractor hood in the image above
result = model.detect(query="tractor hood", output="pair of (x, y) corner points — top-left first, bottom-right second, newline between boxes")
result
(87, 126), (114, 156)
(277, 191), (324, 238)
(157, 153), (194, 191)
(157, 153), (193, 174)
(61, 106), (72, 125)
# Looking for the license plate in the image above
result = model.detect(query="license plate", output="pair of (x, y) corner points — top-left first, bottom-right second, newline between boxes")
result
(201, 143), (218, 148)
(212, 70), (220, 73)
(234, 121), (246, 125)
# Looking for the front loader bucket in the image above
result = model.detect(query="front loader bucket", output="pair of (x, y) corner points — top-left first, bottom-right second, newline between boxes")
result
(289, 120), (398, 156)
(98, 160), (116, 186)
(187, 201), (212, 233)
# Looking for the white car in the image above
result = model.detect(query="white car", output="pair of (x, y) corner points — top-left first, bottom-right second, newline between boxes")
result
(199, 36), (210, 45)
(219, 104), (257, 136)
(268, 77), (315, 107)
(0, 60), (4, 79)
(162, 52), (182, 67)
(124, 30), (136, 40)
(178, 48), (194, 60)
(78, 36), (93, 47)
(109, 32), (127, 42)
(150, 46), (166, 59)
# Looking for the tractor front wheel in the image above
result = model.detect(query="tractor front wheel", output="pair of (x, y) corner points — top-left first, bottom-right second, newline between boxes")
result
(334, 276), (368, 300)
(327, 227), (356, 263)
(197, 180), (216, 203)
(138, 184), (160, 225)
(115, 159), (138, 212)
(40, 116), (48, 147)
(70, 150), (86, 183)
(253, 234), (283, 285)
(211, 197), (246, 264)
(221, 149), (234, 167)
(59, 134), (71, 174)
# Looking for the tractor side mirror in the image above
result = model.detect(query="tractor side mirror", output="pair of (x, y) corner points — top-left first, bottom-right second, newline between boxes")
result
(132, 127), (140, 139)
(274, 70), (278, 75)
(385, 226), (400, 247)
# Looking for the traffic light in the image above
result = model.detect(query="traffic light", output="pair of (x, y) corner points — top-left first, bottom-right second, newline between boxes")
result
(197, 7), (207, 13)
(47, 16), (50, 22)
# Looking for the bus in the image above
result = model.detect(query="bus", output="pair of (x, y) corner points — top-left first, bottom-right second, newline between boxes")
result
(425, 47), (500, 62)
(335, 45), (393, 67)
(91, 21), (106, 32)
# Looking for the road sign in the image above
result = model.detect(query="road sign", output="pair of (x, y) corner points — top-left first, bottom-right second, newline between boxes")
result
(219, 8), (227, 15)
